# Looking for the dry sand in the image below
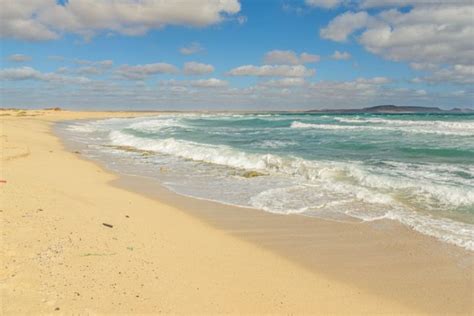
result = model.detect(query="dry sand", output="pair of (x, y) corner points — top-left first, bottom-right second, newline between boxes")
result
(1, 109), (473, 314)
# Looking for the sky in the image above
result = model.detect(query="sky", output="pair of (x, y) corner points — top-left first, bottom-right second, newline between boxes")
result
(0, 0), (473, 110)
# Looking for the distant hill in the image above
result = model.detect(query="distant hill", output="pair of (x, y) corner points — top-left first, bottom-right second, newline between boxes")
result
(307, 105), (473, 114)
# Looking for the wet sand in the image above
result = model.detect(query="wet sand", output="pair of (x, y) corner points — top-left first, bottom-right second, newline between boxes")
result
(116, 175), (474, 314)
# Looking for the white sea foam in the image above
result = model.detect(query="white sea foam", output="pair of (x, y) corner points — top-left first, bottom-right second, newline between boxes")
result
(66, 123), (98, 133)
(291, 120), (474, 136)
(250, 185), (474, 250)
(374, 210), (474, 251)
(109, 130), (472, 209)
(256, 140), (297, 148)
(127, 118), (184, 132)
(345, 163), (474, 208)
(334, 117), (474, 136)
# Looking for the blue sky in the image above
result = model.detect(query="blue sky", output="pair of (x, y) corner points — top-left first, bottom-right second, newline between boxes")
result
(0, 0), (472, 110)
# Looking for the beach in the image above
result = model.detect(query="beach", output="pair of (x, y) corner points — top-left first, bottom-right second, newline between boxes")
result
(1, 109), (473, 314)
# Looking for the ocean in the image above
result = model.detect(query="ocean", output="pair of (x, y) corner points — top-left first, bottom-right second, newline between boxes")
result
(58, 112), (474, 250)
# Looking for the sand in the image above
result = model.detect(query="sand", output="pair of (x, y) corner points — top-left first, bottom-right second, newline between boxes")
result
(1, 109), (473, 314)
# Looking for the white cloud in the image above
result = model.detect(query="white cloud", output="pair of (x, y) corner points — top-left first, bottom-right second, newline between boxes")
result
(77, 66), (104, 75)
(0, 0), (241, 41)
(73, 59), (113, 75)
(260, 78), (306, 88)
(7, 54), (32, 62)
(116, 63), (178, 80)
(322, 4), (474, 66)
(331, 50), (351, 60)
(300, 52), (321, 63)
(320, 11), (372, 41)
(0, 66), (40, 80)
(359, 0), (467, 9)
(190, 78), (228, 88)
(305, 0), (343, 9)
(162, 78), (228, 88)
(0, 0), (59, 41)
(179, 42), (204, 55)
(263, 50), (320, 65)
(264, 50), (299, 65)
(183, 62), (214, 75)
(414, 64), (474, 84)
(228, 65), (315, 77)
(320, 3), (474, 86)
(306, 77), (393, 101)
(74, 59), (113, 67)
(357, 5), (474, 66)
(2, 71), (469, 110)
(0, 66), (91, 84)
(409, 62), (438, 71)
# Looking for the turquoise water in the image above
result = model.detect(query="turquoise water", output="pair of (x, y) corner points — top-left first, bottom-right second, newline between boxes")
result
(61, 113), (474, 250)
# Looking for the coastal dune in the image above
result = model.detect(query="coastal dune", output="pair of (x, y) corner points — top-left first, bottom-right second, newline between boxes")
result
(1, 110), (473, 314)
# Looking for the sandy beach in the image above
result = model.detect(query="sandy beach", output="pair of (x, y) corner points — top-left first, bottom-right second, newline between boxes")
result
(1, 109), (473, 314)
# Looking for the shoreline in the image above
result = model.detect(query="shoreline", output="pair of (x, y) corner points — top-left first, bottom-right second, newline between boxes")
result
(112, 175), (473, 314)
(2, 109), (473, 314)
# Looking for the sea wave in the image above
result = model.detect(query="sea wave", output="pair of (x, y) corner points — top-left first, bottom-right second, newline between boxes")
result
(63, 116), (474, 251)
(109, 130), (473, 209)
(127, 118), (185, 133)
(290, 120), (473, 136)
(249, 185), (474, 250)
(334, 117), (474, 135)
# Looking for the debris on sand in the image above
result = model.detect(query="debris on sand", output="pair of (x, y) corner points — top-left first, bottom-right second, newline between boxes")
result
(242, 170), (265, 178)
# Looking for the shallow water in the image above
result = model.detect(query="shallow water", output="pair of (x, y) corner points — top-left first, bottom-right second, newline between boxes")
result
(57, 112), (474, 250)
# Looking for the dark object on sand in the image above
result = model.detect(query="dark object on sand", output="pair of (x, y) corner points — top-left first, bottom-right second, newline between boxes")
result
(102, 223), (113, 228)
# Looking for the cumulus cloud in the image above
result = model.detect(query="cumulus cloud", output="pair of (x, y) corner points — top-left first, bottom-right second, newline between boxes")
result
(320, 11), (372, 41)
(183, 62), (214, 75)
(74, 59), (113, 67)
(0, 0), (241, 41)
(306, 77), (393, 101)
(73, 59), (113, 75)
(320, 3), (474, 86)
(357, 5), (474, 66)
(263, 50), (320, 65)
(77, 66), (105, 75)
(161, 78), (228, 88)
(179, 42), (204, 55)
(409, 62), (438, 71)
(228, 65), (315, 77)
(331, 50), (351, 60)
(0, 66), (91, 84)
(359, 0), (467, 9)
(413, 64), (474, 85)
(305, 0), (343, 9)
(322, 4), (474, 66)
(116, 63), (179, 80)
(0, 66), (41, 80)
(300, 52), (321, 63)
(2, 70), (467, 109)
(190, 78), (228, 88)
(7, 54), (32, 62)
(260, 78), (306, 88)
